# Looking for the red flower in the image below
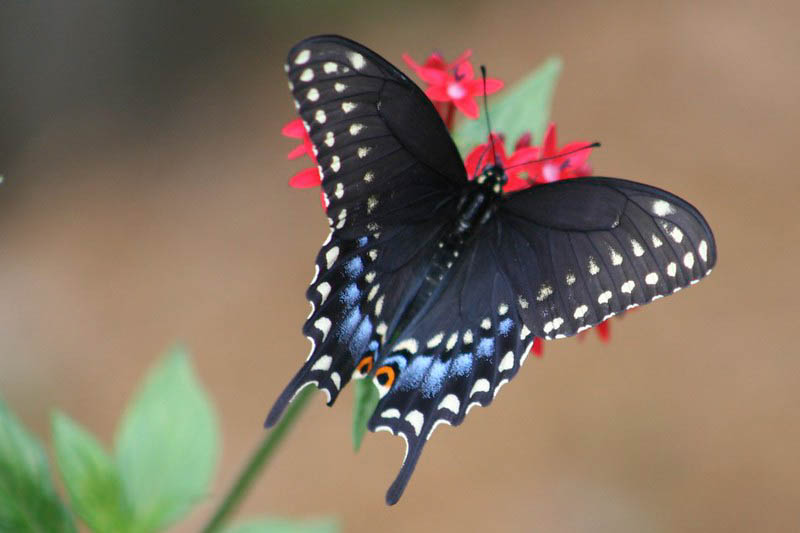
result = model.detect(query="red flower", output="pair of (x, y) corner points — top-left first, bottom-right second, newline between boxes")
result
(282, 119), (321, 188)
(402, 49), (472, 78)
(464, 133), (539, 192)
(530, 123), (594, 184)
(405, 52), (503, 120)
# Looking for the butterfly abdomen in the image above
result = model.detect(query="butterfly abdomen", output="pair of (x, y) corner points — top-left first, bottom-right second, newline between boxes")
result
(385, 181), (501, 346)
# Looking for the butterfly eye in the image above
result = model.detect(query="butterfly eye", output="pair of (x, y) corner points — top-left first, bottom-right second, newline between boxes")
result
(374, 365), (397, 397)
(353, 354), (374, 378)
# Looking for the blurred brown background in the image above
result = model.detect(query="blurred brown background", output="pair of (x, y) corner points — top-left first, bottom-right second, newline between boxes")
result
(1, 1), (798, 531)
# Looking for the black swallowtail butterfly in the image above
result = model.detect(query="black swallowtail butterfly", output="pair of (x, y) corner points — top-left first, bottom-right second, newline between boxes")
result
(266, 35), (716, 504)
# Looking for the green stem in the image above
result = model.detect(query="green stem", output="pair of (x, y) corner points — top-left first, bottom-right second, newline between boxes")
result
(202, 386), (315, 533)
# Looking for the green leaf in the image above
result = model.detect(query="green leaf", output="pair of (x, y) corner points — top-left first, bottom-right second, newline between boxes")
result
(351, 378), (378, 452)
(452, 56), (562, 155)
(222, 518), (338, 533)
(115, 347), (219, 532)
(52, 412), (133, 533)
(0, 397), (76, 533)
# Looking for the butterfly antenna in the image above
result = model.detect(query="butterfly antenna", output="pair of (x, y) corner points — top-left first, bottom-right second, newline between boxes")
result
(504, 142), (601, 171)
(480, 65), (498, 166)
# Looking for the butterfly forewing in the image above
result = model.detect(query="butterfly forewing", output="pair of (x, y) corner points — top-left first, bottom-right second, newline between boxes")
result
(499, 177), (716, 338)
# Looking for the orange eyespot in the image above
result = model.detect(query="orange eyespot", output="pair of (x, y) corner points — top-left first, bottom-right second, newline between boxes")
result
(355, 355), (373, 377)
(375, 365), (396, 390)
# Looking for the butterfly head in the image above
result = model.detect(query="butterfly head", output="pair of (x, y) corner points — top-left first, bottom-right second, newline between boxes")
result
(475, 164), (508, 195)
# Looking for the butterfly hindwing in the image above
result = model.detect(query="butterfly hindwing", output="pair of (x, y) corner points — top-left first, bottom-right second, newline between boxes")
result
(365, 222), (534, 504)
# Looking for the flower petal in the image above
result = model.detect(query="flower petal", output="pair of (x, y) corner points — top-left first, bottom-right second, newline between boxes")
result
(418, 67), (450, 86)
(453, 96), (479, 119)
(287, 144), (309, 160)
(288, 167), (322, 188)
(281, 118), (305, 139)
(425, 85), (451, 102)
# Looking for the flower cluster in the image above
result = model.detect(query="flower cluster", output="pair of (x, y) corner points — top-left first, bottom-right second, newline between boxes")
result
(283, 47), (615, 353)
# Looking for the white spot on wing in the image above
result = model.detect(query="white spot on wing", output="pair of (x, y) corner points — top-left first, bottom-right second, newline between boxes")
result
(598, 290), (612, 304)
(481, 317), (491, 330)
(670, 226), (684, 243)
(382, 408), (400, 418)
(363, 171), (374, 183)
(334, 82), (346, 93)
(349, 123), (364, 135)
(520, 325), (531, 340)
(698, 240), (708, 262)
(330, 155), (340, 172)
(518, 296), (529, 309)
(311, 355), (332, 372)
(316, 282), (331, 304)
(341, 101), (356, 113)
(314, 317), (331, 341)
(325, 246), (339, 268)
(463, 330), (473, 344)
(348, 52), (366, 70)
(652, 200), (675, 216)
(446, 332), (458, 350)
(621, 280), (636, 294)
(314, 109), (326, 124)
(324, 131), (335, 147)
(426, 332), (444, 349)
(405, 410), (424, 436)
(334, 182), (344, 199)
(375, 295), (384, 316)
(566, 272), (576, 285)
(573, 305), (589, 319)
(470, 379), (490, 397)
(610, 247), (623, 266)
(645, 272), (659, 285)
(499, 351), (514, 372)
(367, 196), (378, 214)
(300, 68), (314, 82)
(631, 239), (645, 257)
(683, 251), (695, 269)
(306, 87), (319, 101)
(438, 394), (460, 414)
(667, 262), (677, 276)
(367, 284), (380, 301)
(365, 271), (376, 283)
(323, 61), (337, 74)
(588, 256), (600, 275)
(357, 146), (371, 158)
(537, 284), (553, 301)
(394, 338), (418, 354)
(498, 303), (509, 315)
(294, 49), (311, 64)
(331, 372), (341, 390)
(652, 234), (663, 248)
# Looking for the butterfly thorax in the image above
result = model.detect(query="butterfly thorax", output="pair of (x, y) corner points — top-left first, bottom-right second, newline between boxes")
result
(384, 166), (506, 348)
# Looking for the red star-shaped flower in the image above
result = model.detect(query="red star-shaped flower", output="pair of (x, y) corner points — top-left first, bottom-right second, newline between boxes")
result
(405, 52), (503, 120)
(530, 123), (594, 184)
(464, 133), (539, 192)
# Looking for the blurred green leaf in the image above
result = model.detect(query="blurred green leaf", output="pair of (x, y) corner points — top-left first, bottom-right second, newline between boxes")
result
(452, 56), (562, 155)
(351, 378), (378, 452)
(115, 347), (219, 532)
(52, 412), (133, 533)
(0, 398), (76, 533)
(223, 518), (338, 533)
